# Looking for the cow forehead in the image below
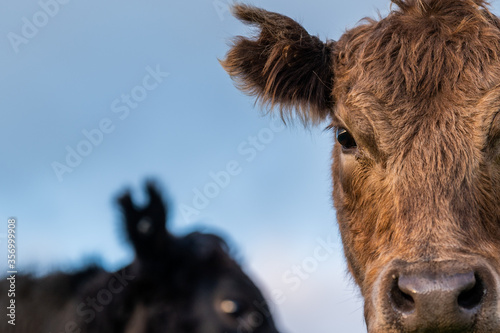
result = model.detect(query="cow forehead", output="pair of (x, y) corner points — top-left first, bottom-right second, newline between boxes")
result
(332, 1), (500, 164)
(334, 0), (500, 109)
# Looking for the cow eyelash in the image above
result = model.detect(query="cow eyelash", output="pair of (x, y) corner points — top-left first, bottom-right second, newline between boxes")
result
(324, 124), (336, 132)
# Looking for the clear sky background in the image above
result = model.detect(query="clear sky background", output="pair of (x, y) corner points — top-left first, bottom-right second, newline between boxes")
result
(2, 1), (500, 332)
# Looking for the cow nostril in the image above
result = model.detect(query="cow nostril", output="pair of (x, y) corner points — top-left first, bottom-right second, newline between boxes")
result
(382, 263), (495, 331)
(389, 275), (415, 313)
(457, 274), (485, 310)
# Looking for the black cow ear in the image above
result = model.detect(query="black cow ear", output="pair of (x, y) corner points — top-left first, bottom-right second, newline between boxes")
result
(118, 182), (170, 260)
(221, 4), (335, 125)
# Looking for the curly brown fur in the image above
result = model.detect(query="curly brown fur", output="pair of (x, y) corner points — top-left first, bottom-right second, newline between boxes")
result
(223, 1), (500, 332)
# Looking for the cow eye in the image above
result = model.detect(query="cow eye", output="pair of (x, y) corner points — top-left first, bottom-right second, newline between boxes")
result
(336, 128), (357, 151)
(220, 299), (244, 317)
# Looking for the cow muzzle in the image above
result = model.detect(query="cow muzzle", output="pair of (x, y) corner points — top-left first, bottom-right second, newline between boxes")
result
(371, 259), (500, 332)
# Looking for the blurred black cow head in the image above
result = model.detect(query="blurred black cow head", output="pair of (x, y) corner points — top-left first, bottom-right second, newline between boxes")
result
(107, 182), (279, 333)
(1, 182), (279, 333)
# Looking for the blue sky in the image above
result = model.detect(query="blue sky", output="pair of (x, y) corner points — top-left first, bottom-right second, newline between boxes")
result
(3, 0), (499, 332)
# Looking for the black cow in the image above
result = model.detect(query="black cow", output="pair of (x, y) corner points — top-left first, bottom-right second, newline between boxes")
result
(0, 183), (279, 333)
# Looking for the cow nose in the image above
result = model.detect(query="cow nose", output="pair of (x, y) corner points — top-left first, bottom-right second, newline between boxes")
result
(388, 268), (486, 331)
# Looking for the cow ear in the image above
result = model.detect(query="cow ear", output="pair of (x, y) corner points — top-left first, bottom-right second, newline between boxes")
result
(221, 4), (335, 125)
(118, 182), (170, 260)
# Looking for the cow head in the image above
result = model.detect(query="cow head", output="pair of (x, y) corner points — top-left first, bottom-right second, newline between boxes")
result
(114, 182), (279, 333)
(222, 1), (500, 331)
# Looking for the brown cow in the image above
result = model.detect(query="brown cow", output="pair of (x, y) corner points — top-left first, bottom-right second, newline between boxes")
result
(222, 0), (500, 332)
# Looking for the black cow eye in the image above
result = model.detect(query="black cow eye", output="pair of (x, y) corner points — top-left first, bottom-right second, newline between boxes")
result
(220, 299), (243, 317)
(336, 128), (357, 151)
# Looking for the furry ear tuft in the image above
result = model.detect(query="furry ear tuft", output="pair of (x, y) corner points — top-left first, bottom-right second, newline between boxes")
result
(221, 4), (335, 125)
